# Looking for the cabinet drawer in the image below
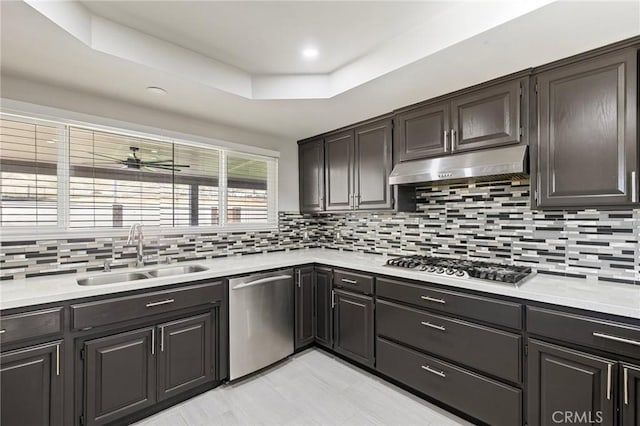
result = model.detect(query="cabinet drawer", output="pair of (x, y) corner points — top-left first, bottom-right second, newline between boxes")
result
(333, 270), (373, 295)
(376, 277), (522, 329)
(377, 337), (522, 426)
(0, 307), (63, 345)
(527, 306), (640, 360)
(72, 282), (223, 330)
(377, 300), (521, 383)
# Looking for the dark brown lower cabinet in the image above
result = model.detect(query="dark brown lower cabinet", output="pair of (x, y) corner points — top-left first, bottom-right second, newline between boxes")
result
(157, 313), (213, 401)
(314, 267), (333, 348)
(377, 337), (521, 426)
(333, 289), (374, 367)
(527, 339), (616, 426)
(622, 363), (640, 426)
(1, 340), (63, 426)
(295, 267), (315, 349)
(84, 327), (156, 426)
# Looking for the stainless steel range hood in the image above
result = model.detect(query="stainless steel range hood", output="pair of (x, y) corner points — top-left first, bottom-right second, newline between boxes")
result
(389, 145), (529, 185)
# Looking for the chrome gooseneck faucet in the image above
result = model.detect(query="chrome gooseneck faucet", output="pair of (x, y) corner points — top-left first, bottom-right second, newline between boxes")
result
(127, 223), (145, 268)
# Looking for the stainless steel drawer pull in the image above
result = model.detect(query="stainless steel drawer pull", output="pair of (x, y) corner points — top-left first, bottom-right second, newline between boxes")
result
(56, 343), (60, 376)
(421, 365), (446, 378)
(624, 367), (629, 405)
(421, 321), (446, 331)
(0, 329), (6, 334)
(606, 363), (612, 400)
(341, 279), (358, 284)
(146, 299), (175, 307)
(593, 332), (640, 347)
(420, 295), (445, 304)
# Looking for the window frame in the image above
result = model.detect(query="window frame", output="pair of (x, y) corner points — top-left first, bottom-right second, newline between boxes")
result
(0, 111), (279, 240)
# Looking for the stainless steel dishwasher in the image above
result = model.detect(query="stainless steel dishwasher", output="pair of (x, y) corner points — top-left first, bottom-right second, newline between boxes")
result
(228, 269), (294, 380)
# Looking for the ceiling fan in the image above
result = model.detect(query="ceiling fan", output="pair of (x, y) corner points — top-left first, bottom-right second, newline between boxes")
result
(94, 146), (190, 172)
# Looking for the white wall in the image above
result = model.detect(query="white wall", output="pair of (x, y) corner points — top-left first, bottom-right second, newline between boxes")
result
(0, 75), (300, 211)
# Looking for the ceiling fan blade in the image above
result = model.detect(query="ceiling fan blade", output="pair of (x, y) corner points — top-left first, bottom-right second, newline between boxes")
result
(93, 152), (124, 162)
(145, 165), (179, 171)
(142, 160), (175, 164)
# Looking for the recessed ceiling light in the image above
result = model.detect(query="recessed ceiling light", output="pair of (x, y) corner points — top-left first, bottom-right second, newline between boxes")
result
(146, 86), (168, 95)
(302, 48), (318, 59)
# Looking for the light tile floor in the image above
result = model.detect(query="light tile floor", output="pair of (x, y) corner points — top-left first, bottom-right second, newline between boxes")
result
(134, 349), (473, 426)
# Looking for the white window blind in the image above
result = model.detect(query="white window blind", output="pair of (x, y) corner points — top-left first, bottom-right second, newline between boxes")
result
(0, 112), (278, 233)
(0, 117), (59, 227)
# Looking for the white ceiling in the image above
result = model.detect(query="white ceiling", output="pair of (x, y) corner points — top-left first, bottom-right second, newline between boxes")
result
(81, 1), (450, 75)
(1, 1), (639, 141)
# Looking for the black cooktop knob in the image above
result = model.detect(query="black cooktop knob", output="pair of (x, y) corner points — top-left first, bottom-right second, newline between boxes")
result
(435, 267), (445, 274)
(445, 268), (455, 275)
(455, 270), (465, 277)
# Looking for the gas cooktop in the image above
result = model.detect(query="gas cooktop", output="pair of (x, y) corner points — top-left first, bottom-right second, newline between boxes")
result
(385, 255), (532, 285)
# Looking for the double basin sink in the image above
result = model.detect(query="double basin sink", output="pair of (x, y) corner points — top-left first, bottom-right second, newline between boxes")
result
(77, 265), (208, 286)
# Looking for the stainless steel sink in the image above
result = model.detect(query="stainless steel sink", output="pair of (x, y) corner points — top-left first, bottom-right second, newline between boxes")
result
(147, 265), (209, 277)
(77, 272), (149, 286)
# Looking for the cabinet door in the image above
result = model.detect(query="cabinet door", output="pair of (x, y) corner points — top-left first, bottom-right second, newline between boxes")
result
(314, 267), (333, 348)
(394, 101), (450, 161)
(354, 119), (393, 210)
(295, 267), (315, 349)
(333, 289), (374, 367)
(527, 339), (615, 426)
(1, 341), (63, 426)
(622, 363), (640, 426)
(84, 328), (156, 426)
(298, 138), (324, 212)
(325, 130), (354, 211)
(536, 48), (638, 208)
(157, 313), (213, 401)
(450, 79), (523, 152)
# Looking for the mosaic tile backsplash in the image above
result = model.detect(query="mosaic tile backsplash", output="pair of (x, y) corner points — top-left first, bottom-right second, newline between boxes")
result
(2, 179), (639, 284)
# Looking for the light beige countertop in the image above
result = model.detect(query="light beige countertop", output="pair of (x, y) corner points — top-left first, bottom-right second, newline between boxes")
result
(1, 248), (639, 319)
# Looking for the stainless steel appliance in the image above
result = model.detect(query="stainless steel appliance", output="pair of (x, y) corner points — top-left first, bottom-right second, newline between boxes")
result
(389, 145), (528, 185)
(386, 255), (532, 285)
(228, 269), (294, 380)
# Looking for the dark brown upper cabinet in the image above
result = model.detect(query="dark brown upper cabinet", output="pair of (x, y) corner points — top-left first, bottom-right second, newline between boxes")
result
(395, 101), (450, 161)
(451, 79), (525, 152)
(298, 138), (324, 213)
(301, 116), (395, 212)
(622, 363), (640, 426)
(1, 341), (64, 426)
(294, 266), (315, 349)
(534, 47), (638, 208)
(324, 130), (354, 211)
(354, 119), (393, 209)
(394, 76), (527, 162)
(527, 339), (615, 426)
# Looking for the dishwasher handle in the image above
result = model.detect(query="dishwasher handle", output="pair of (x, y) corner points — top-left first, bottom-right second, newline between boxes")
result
(231, 275), (293, 290)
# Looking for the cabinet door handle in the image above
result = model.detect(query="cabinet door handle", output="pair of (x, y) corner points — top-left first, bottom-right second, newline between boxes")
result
(331, 290), (336, 308)
(606, 363), (612, 400)
(593, 332), (640, 347)
(632, 171), (637, 202)
(624, 367), (629, 405)
(341, 278), (358, 284)
(443, 130), (449, 152)
(0, 329), (6, 334)
(56, 343), (60, 376)
(160, 327), (165, 352)
(151, 328), (155, 355)
(421, 321), (446, 332)
(421, 365), (446, 378)
(421, 295), (446, 304)
(297, 270), (302, 288)
(451, 129), (457, 150)
(146, 299), (175, 308)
